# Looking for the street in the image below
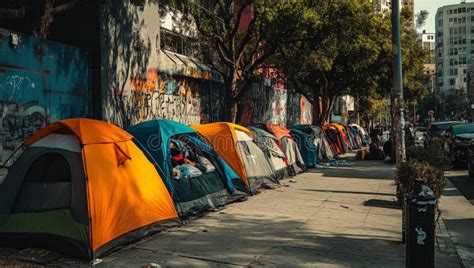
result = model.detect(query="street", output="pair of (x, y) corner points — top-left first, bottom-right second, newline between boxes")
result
(447, 170), (474, 205)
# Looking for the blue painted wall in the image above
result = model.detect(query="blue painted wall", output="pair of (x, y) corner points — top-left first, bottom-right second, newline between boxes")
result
(0, 28), (90, 164)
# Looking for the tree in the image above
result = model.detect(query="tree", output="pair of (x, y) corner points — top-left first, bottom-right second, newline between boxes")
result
(0, 0), (84, 38)
(276, 0), (389, 124)
(415, 10), (429, 29)
(170, 0), (306, 122)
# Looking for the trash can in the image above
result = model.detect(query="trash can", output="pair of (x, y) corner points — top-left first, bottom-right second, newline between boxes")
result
(406, 179), (436, 268)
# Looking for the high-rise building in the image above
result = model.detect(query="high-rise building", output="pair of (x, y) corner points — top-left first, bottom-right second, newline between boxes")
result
(374, 0), (392, 14)
(373, 0), (415, 27)
(435, 1), (474, 94)
(421, 31), (436, 93)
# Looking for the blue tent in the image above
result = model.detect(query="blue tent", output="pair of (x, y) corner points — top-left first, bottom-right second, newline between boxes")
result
(291, 125), (335, 162)
(128, 119), (245, 218)
(289, 128), (318, 168)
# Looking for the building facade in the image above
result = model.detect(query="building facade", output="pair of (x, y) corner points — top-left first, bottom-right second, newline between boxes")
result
(435, 1), (474, 94)
(421, 31), (436, 93)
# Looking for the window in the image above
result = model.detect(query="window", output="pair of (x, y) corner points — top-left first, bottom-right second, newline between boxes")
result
(12, 153), (72, 212)
(160, 28), (200, 59)
(464, 77), (467, 82)
(450, 79), (456, 85)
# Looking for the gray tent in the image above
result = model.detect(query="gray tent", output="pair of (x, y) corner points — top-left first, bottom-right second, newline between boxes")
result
(249, 127), (290, 180)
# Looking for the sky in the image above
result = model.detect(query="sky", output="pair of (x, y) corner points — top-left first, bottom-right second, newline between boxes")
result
(415, 0), (472, 33)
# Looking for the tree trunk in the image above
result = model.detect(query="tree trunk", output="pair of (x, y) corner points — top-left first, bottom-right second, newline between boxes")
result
(326, 96), (336, 123)
(312, 87), (321, 125)
(223, 71), (237, 122)
(319, 96), (331, 124)
(223, 82), (233, 122)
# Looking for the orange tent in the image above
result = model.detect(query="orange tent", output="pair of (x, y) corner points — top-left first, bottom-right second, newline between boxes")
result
(331, 123), (351, 152)
(322, 124), (343, 155)
(191, 122), (277, 193)
(266, 123), (291, 139)
(0, 118), (178, 260)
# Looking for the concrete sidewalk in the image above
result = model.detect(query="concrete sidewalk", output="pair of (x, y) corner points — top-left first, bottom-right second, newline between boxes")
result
(0, 160), (462, 267)
(91, 161), (459, 267)
(441, 170), (474, 267)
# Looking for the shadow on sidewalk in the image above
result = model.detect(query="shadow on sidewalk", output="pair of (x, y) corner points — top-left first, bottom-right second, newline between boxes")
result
(364, 199), (400, 209)
(305, 189), (395, 197)
(308, 161), (395, 181)
(99, 213), (407, 267)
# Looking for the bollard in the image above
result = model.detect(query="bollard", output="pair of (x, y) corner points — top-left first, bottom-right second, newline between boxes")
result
(406, 179), (436, 268)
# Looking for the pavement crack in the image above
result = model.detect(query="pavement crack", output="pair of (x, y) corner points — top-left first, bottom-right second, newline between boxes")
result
(132, 246), (242, 266)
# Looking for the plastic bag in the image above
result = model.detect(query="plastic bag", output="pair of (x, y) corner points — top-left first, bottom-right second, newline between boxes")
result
(176, 164), (203, 178)
(197, 156), (216, 172)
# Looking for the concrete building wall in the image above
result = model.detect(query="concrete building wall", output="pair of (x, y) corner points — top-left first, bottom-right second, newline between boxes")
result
(100, 1), (224, 128)
(435, 2), (474, 94)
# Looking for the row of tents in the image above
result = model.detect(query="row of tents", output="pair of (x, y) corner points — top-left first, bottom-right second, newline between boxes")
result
(0, 118), (369, 261)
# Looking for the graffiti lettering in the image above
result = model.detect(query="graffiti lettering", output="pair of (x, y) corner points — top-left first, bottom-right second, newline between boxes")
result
(0, 75), (35, 101)
(108, 69), (226, 127)
(0, 102), (48, 163)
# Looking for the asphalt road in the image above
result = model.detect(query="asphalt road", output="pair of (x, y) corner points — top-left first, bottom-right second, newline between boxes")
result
(446, 170), (474, 205)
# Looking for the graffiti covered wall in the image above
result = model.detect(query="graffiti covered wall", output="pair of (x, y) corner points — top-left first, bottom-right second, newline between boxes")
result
(106, 68), (223, 127)
(238, 82), (313, 127)
(0, 28), (90, 165)
(101, 1), (223, 127)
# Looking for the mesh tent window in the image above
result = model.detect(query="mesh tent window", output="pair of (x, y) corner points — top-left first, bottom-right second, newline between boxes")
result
(13, 153), (72, 212)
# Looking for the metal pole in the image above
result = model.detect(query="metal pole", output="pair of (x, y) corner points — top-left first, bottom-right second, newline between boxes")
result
(391, 0), (406, 164)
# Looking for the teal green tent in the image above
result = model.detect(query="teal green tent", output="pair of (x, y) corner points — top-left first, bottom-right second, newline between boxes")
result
(128, 119), (246, 218)
(289, 129), (318, 168)
(291, 125), (335, 162)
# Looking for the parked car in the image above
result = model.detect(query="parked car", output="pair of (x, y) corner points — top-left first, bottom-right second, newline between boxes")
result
(444, 123), (474, 167)
(425, 121), (462, 146)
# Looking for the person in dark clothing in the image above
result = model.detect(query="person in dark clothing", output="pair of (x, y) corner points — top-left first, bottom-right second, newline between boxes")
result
(368, 137), (385, 160)
(383, 137), (392, 157)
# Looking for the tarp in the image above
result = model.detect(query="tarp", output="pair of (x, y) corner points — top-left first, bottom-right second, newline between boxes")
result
(0, 118), (178, 260)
